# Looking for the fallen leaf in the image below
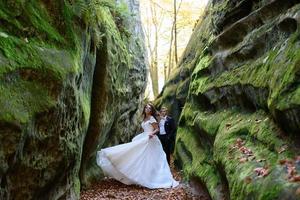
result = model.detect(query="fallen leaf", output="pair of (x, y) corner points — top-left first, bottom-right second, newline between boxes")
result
(226, 123), (232, 129)
(244, 176), (252, 184)
(254, 167), (263, 173)
(237, 118), (243, 122)
(80, 157), (209, 200)
(291, 176), (300, 182)
(287, 166), (297, 178)
(278, 145), (288, 154)
(248, 155), (256, 161)
(279, 159), (288, 165)
(239, 157), (248, 163)
(255, 119), (262, 123)
(261, 169), (270, 177)
(236, 138), (244, 147)
(254, 167), (270, 177)
(256, 159), (266, 163)
(238, 138), (244, 142)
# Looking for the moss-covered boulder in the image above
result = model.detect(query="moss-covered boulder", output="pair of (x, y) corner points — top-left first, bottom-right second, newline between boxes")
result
(158, 0), (300, 199)
(0, 0), (146, 199)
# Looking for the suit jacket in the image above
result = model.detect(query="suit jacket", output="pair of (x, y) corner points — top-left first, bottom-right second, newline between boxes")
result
(164, 116), (176, 139)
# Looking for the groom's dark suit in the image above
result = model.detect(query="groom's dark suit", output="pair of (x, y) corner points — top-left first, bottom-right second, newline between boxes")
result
(158, 116), (176, 164)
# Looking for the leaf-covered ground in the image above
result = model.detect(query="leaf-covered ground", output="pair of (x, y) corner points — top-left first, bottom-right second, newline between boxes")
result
(80, 158), (211, 200)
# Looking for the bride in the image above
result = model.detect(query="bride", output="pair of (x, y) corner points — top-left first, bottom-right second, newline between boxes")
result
(96, 103), (179, 189)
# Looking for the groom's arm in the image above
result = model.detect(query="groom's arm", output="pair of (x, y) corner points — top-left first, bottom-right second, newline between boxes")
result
(168, 117), (176, 138)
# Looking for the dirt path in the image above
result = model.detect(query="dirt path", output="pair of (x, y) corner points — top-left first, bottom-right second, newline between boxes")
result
(80, 159), (211, 200)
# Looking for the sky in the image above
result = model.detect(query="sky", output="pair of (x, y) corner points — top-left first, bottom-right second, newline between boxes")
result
(139, 0), (209, 99)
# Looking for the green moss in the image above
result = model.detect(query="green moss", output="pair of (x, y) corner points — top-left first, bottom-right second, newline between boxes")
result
(24, 3), (65, 43)
(193, 109), (232, 138)
(0, 0), (82, 50)
(277, 86), (300, 110)
(257, 183), (282, 200)
(191, 31), (300, 111)
(73, 177), (81, 197)
(163, 84), (178, 99)
(177, 103), (298, 200)
(80, 93), (91, 126)
(0, 31), (79, 81)
(179, 103), (198, 127)
(175, 126), (222, 199)
(0, 0), (83, 130)
(0, 80), (55, 123)
(192, 55), (212, 76)
(213, 111), (295, 199)
(83, 2), (133, 96)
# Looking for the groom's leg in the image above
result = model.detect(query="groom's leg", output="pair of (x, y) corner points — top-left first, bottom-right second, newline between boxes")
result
(165, 140), (171, 164)
(158, 135), (170, 164)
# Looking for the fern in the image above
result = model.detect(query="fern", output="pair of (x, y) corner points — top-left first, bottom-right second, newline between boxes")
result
(74, 0), (132, 46)
(66, 0), (88, 18)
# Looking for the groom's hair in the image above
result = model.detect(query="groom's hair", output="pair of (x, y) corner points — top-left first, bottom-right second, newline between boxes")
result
(160, 106), (168, 112)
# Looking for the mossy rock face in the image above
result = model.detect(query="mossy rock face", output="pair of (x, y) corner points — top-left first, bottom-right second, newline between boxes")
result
(79, 0), (147, 188)
(0, 0), (146, 199)
(158, 0), (300, 199)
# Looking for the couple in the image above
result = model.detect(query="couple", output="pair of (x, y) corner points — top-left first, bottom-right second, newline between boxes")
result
(96, 103), (179, 189)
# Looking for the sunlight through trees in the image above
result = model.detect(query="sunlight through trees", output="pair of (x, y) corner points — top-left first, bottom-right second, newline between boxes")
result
(139, 0), (208, 99)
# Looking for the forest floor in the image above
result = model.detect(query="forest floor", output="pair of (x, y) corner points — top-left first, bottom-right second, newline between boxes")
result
(80, 158), (211, 200)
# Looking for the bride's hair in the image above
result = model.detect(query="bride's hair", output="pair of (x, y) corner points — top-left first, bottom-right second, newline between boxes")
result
(142, 103), (158, 120)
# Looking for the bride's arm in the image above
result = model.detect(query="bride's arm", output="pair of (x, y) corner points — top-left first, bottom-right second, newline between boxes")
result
(149, 123), (159, 138)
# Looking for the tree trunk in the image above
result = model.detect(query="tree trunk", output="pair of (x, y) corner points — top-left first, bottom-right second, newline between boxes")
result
(174, 0), (178, 64)
(167, 0), (182, 78)
(167, 22), (174, 79)
(150, 1), (159, 97)
(150, 61), (159, 97)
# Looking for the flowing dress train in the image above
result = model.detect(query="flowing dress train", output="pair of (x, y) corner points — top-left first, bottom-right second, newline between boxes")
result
(96, 116), (179, 189)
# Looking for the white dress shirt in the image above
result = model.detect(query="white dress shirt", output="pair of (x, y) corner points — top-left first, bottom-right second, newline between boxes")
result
(159, 117), (167, 135)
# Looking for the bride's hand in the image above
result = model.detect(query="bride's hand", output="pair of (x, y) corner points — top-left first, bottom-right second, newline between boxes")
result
(149, 134), (154, 139)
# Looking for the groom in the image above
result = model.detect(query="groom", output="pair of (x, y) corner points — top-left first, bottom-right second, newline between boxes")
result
(158, 107), (176, 165)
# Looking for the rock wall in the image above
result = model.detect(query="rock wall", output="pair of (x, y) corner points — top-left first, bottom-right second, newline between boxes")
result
(157, 0), (300, 199)
(0, 0), (146, 199)
(79, 0), (147, 188)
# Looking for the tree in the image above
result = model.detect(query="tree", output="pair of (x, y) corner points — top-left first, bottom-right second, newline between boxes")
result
(142, 0), (165, 97)
(166, 0), (182, 80)
(174, 0), (178, 64)
(140, 0), (205, 96)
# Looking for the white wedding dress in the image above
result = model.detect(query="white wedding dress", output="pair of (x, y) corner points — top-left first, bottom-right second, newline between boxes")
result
(96, 116), (179, 189)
